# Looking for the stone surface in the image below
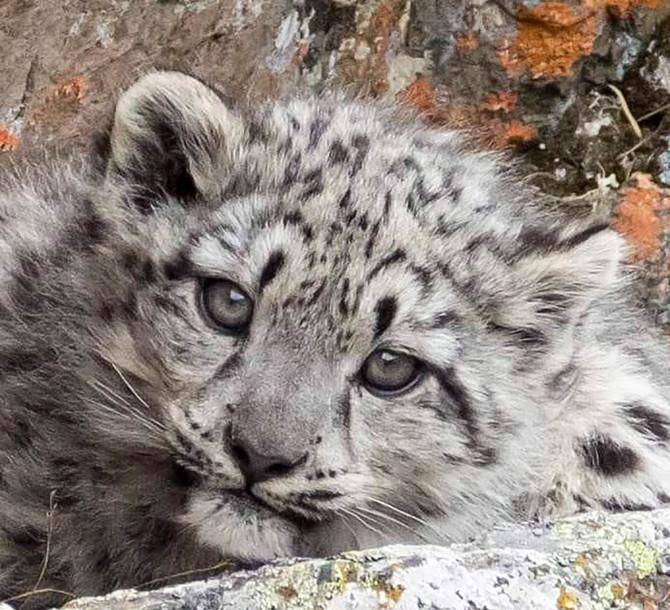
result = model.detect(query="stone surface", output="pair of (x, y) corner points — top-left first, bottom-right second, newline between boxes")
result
(49, 508), (670, 610)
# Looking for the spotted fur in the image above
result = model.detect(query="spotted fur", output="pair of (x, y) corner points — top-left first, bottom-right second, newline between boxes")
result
(1, 72), (669, 608)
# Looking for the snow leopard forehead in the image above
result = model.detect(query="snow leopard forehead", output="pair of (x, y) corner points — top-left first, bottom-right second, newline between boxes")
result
(105, 72), (621, 362)
(154, 96), (537, 350)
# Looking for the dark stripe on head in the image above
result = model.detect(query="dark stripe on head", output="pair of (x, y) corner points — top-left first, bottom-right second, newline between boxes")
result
(560, 223), (610, 249)
(434, 367), (479, 442)
(213, 351), (242, 381)
(373, 296), (397, 339)
(163, 250), (192, 280)
(337, 391), (351, 432)
(580, 435), (640, 476)
(622, 403), (669, 442)
(368, 248), (406, 280)
(518, 226), (560, 252)
(259, 251), (285, 291)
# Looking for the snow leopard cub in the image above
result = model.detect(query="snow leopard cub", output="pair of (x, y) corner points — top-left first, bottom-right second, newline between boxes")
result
(0, 71), (669, 607)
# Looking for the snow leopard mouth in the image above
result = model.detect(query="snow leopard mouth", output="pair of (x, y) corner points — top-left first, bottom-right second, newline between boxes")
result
(172, 461), (325, 526)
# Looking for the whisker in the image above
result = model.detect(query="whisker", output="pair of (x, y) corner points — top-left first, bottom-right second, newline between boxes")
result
(108, 362), (158, 416)
(355, 505), (430, 543)
(334, 509), (359, 541)
(366, 497), (446, 541)
(338, 507), (387, 541)
(87, 386), (166, 435)
(83, 398), (166, 440)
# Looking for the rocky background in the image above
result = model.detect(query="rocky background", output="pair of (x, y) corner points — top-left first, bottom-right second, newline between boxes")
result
(1, 0), (670, 327)
(1, 1), (670, 609)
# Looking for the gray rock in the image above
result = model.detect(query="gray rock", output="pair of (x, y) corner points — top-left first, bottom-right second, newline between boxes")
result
(57, 508), (670, 610)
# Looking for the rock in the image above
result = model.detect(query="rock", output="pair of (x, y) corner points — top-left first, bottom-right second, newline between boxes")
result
(54, 508), (670, 610)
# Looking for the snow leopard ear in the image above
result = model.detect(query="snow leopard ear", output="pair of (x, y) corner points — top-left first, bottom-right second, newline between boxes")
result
(107, 71), (242, 207)
(493, 226), (626, 341)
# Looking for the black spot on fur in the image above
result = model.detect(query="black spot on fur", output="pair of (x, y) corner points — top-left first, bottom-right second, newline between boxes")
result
(472, 446), (497, 467)
(373, 296), (397, 338)
(328, 140), (349, 165)
(301, 168), (323, 200)
(284, 210), (303, 225)
(338, 188), (352, 210)
(306, 279), (327, 307)
(338, 278), (350, 316)
(350, 134), (369, 176)
(308, 118), (327, 149)
(259, 251), (285, 291)
(282, 153), (302, 191)
(383, 191), (392, 219)
(580, 435), (640, 476)
(622, 403), (669, 442)
(247, 119), (270, 144)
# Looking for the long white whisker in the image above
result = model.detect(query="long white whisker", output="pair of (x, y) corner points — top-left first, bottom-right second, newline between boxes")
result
(83, 398), (165, 439)
(88, 381), (166, 433)
(366, 497), (446, 541)
(334, 509), (360, 546)
(356, 505), (429, 542)
(338, 507), (387, 540)
(108, 362), (157, 416)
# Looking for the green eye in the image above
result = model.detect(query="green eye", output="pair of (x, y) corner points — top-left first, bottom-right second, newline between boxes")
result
(361, 350), (421, 394)
(201, 279), (253, 332)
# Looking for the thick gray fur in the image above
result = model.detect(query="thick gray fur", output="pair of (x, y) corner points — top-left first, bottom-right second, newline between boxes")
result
(0, 72), (668, 608)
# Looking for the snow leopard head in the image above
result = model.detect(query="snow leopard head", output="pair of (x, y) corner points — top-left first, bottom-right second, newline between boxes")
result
(93, 71), (625, 560)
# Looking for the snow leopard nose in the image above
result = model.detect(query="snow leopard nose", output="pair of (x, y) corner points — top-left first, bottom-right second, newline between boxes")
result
(230, 435), (308, 484)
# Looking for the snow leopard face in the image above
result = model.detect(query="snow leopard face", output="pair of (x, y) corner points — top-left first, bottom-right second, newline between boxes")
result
(80, 72), (631, 562)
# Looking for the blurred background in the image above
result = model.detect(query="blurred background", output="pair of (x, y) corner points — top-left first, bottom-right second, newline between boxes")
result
(1, 0), (669, 327)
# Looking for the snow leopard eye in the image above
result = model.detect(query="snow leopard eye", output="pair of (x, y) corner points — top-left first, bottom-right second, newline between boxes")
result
(361, 350), (422, 394)
(201, 279), (254, 332)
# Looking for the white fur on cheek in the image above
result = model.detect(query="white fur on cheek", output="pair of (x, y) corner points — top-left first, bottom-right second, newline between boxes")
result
(181, 492), (300, 562)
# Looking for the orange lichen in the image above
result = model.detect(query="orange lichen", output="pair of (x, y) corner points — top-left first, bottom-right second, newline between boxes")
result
(480, 91), (518, 113)
(50, 76), (87, 103)
(399, 76), (536, 149)
(613, 174), (670, 263)
(499, 2), (598, 78)
(0, 127), (19, 152)
(489, 119), (537, 148)
(455, 32), (479, 54)
(398, 75), (438, 115)
(27, 75), (88, 129)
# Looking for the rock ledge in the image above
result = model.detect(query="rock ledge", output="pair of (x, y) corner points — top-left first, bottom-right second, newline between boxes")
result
(52, 508), (670, 610)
